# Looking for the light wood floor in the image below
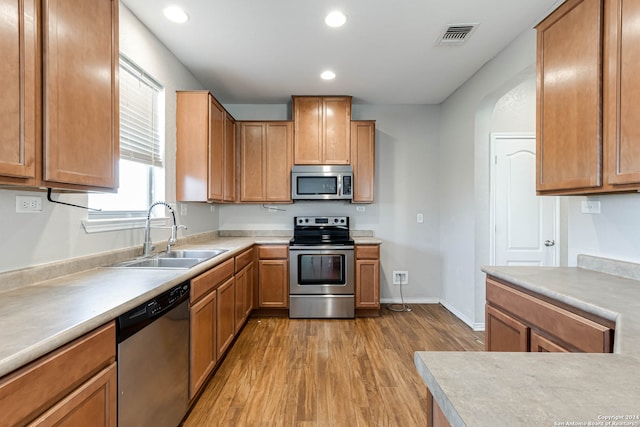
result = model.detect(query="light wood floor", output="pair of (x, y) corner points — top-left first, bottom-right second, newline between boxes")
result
(183, 304), (484, 427)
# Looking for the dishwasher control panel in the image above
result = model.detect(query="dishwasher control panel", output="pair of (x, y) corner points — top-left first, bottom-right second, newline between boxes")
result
(117, 281), (190, 340)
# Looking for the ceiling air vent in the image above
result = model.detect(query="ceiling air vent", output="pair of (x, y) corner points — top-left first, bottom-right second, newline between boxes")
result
(437, 24), (479, 46)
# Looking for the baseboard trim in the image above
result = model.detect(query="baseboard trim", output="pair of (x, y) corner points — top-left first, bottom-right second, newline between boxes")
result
(439, 299), (485, 332)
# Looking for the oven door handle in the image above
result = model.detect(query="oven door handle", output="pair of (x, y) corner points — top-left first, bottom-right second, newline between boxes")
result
(289, 245), (354, 251)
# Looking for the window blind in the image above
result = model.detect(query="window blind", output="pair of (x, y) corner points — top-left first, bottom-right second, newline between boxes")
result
(119, 57), (163, 167)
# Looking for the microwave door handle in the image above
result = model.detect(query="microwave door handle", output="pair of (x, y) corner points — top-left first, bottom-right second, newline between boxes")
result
(337, 175), (342, 196)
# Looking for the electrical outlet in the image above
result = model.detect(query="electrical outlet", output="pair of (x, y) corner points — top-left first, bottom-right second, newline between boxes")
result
(180, 204), (188, 216)
(417, 213), (424, 223)
(392, 270), (409, 286)
(356, 206), (365, 212)
(16, 195), (43, 213)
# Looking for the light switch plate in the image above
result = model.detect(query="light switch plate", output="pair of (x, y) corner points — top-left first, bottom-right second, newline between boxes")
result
(581, 200), (601, 214)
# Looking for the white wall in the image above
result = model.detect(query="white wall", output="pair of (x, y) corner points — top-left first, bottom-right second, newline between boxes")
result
(220, 104), (443, 303)
(0, 3), (218, 273)
(567, 195), (640, 265)
(438, 29), (539, 328)
(491, 78), (536, 133)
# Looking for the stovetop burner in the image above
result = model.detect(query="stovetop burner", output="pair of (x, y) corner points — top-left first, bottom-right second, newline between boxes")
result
(290, 216), (354, 246)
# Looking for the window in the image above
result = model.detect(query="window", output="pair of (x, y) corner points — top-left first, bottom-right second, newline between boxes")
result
(86, 56), (165, 230)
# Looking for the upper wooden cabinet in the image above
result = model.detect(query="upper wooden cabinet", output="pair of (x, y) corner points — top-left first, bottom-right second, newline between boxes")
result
(293, 96), (352, 165)
(604, 0), (640, 188)
(238, 121), (293, 203)
(176, 91), (235, 202)
(536, 0), (603, 194)
(537, 0), (640, 194)
(351, 121), (376, 203)
(43, 0), (119, 190)
(0, 0), (39, 186)
(0, 0), (119, 191)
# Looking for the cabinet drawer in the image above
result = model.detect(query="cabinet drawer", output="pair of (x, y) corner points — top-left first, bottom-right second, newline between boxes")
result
(0, 322), (116, 426)
(486, 278), (612, 352)
(258, 245), (288, 259)
(356, 245), (379, 259)
(235, 247), (254, 273)
(191, 258), (234, 303)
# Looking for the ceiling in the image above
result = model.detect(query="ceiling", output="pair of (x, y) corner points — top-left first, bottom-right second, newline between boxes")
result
(121, 0), (563, 105)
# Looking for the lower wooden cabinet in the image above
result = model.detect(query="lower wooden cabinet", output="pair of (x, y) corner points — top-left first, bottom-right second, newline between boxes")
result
(235, 247), (254, 333)
(216, 276), (236, 360)
(257, 245), (289, 308)
(0, 322), (116, 426)
(427, 388), (451, 427)
(355, 245), (380, 313)
(485, 276), (614, 353)
(189, 257), (234, 398)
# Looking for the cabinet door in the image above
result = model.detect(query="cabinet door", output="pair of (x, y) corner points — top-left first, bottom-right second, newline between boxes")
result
(351, 121), (375, 203)
(0, 0), (38, 184)
(223, 113), (236, 201)
(258, 259), (289, 308)
(530, 330), (570, 353)
(216, 276), (236, 358)
(265, 122), (293, 202)
(355, 259), (380, 309)
(485, 304), (529, 352)
(208, 96), (225, 201)
(176, 91), (209, 201)
(239, 122), (266, 201)
(536, 0), (603, 193)
(235, 266), (247, 333)
(245, 262), (254, 318)
(29, 364), (116, 427)
(190, 290), (217, 399)
(323, 97), (351, 164)
(293, 97), (323, 164)
(605, 0), (640, 186)
(43, 0), (119, 190)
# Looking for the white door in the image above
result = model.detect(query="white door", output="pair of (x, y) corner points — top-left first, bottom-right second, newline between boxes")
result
(491, 134), (558, 266)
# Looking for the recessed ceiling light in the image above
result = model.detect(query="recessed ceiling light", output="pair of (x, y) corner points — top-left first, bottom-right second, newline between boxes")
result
(163, 6), (189, 23)
(325, 11), (347, 28)
(321, 70), (336, 80)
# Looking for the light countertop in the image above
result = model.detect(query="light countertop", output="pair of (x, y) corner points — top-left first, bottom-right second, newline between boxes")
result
(0, 234), (381, 378)
(415, 255), (640, 427)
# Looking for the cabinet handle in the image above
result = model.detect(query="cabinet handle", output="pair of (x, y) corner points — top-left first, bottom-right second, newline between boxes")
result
(544, 240), (555, 247)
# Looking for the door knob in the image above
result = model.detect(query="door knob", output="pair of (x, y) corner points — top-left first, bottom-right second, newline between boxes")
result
(544, 240), (555, 247)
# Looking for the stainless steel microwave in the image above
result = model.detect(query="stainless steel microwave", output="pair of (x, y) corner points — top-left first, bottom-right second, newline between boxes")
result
(291, 165), (353, 200)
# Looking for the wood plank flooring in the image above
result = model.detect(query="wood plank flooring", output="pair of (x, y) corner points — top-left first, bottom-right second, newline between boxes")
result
(183, 304), (484, 427)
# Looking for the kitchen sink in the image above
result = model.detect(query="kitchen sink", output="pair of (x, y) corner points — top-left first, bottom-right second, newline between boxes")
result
(158, 249), (227, 259)
(109, 248), (228, 269)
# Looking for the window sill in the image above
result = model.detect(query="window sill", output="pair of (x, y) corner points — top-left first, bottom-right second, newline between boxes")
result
(81, 217), (169, 233)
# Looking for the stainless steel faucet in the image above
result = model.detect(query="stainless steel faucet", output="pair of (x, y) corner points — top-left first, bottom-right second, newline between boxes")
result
(142, 201), (187, 256)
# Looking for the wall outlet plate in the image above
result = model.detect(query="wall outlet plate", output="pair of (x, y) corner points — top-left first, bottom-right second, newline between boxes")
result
(16, 195), (43, 213)
(392, 270), (409, 285)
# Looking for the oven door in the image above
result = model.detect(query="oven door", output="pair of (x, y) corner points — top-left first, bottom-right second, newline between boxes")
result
(289, 246), (354, 295)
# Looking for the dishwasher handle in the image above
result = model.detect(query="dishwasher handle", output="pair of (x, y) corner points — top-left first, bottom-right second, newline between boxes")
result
(117, 281), (190, 342)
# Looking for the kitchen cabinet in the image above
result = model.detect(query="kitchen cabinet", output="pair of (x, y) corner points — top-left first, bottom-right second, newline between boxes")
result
(43, 0), (119, 190)
(485, 276), (614, 353)
(604, 0), (640, 188)
(0, 0), (119, 191)
(238, 121), (293, 203)
(355, 245), (380, 314)
(536, 0), (640, 194)
(0, 322), (116, 426)
(351, 121), (376, 203)
(427, 388), (451, 427)
(293, 96), (352, 165)
(0, 0), (38, 186)
(216, 276), (236, 358)
(189, 257), (233, 399)
(234, 247), (254, 333)
(176, 90), (235, 202)
(257, 245), (289, 309)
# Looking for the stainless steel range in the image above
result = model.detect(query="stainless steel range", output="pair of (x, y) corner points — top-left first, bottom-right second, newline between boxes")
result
(289, 216), (355, 318)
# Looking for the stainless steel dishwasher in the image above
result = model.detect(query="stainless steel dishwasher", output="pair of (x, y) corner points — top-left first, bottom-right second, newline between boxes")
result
(117, 281), (190, 427)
